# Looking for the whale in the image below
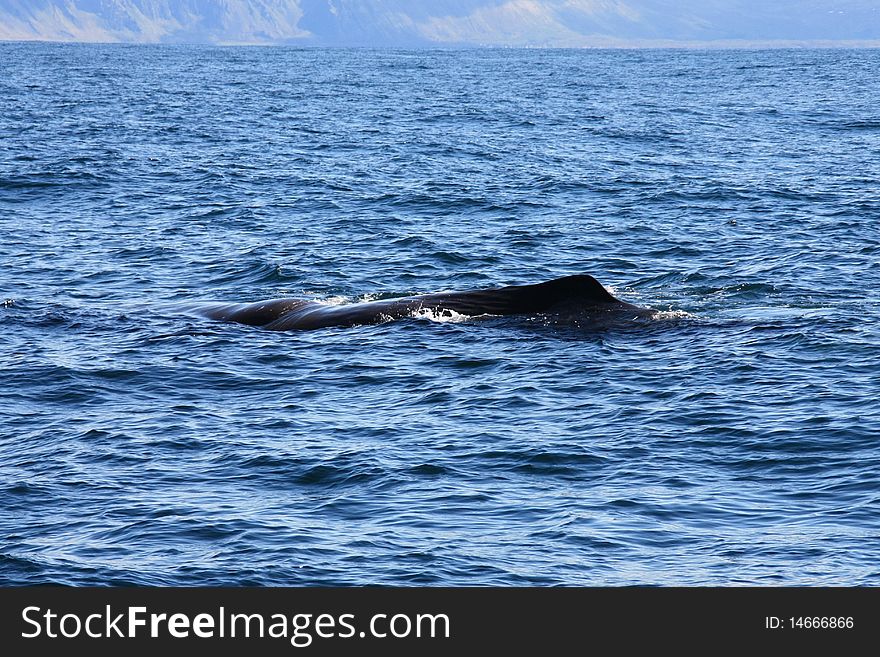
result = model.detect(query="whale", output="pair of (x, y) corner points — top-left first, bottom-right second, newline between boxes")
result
(198, 274), (655, 331)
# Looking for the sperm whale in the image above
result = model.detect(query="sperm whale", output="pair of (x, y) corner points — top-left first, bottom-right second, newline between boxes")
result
(199, 274), (654, 331)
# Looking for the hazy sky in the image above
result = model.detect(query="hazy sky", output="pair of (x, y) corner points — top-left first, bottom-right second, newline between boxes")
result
(1, 1), (878, 46)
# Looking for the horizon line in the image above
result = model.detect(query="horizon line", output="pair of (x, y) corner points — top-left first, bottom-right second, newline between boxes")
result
(3, 38), (880, 49)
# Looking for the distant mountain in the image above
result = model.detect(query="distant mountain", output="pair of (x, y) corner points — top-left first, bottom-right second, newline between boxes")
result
(0, 0), (878, 46)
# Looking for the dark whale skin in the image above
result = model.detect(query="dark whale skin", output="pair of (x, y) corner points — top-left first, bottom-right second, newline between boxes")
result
(200, 274), (654, 331)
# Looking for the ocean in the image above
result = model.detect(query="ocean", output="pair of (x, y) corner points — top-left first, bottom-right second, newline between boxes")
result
(1, 43), (878, 585)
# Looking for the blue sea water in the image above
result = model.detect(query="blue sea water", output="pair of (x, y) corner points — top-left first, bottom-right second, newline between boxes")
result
(1, 44), (878, 586)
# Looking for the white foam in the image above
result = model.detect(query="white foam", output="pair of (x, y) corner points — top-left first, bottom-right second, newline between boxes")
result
(409, 307), (472, 323)
(317, 295), (350, 306)
(652, 309), (693, 320)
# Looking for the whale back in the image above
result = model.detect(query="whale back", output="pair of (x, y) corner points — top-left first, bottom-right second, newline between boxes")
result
(412, 274), (620, 316)
(199, 274), (640, 331)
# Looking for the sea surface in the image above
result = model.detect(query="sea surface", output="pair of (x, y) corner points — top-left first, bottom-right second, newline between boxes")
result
(1, 44), (878, 586)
